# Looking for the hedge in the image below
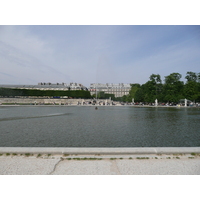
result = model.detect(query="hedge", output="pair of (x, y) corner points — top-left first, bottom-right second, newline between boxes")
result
(0, 88), (91, 98)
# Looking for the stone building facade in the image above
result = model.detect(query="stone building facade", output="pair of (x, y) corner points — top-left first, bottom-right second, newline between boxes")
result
(0, 82), (87, 91)
(89, 83), (131, 97)
(0, 82), (132, 98)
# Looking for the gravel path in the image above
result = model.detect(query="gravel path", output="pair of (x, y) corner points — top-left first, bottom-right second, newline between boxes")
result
(1, 154), (200, 175)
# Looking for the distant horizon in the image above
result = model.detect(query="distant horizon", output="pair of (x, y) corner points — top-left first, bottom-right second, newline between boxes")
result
(0, 70), (199, 88)
(0, 82), (135, 87)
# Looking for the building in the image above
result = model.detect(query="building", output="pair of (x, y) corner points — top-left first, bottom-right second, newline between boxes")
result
(0, 82), (131, 98)
(38, 82), (87, 90)
(89, 83), (131, 98)
(0, 82), (87, 91)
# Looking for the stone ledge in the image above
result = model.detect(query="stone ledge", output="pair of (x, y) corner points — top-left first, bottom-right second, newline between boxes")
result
(0, 147), (200, 155)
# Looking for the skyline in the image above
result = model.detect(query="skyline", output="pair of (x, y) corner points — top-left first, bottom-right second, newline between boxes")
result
(0, 25), (200, 87)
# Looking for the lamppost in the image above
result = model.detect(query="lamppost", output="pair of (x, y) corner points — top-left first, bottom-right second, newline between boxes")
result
(95, 83), (97, 99)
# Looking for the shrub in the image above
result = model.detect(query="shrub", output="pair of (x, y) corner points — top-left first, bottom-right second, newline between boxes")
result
(136, 157), (149, 159)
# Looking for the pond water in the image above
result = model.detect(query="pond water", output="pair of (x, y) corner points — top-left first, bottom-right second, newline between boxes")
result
(0, 106), (199, 147)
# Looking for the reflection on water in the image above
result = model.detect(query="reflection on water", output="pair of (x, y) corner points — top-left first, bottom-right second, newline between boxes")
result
(0, 106), (199, 147)
(0, 113), (71, 122)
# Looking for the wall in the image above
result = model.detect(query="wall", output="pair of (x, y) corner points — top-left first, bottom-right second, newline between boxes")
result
(0, 98), (112, 105)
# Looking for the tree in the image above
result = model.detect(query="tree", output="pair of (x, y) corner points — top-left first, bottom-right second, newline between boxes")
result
(126, 84), (140, 102)
(149, 74), (163, 100)
(118, 72), (200, 103)
(132, 74), (163, 103)
(163, 73), (184, 103)
(134, 87), (145, 102)
(185, 71), (197, 82)
(184, 81), (198, 101)
(149, 74), (162, 85)
(164, 73), (182, 85)
(198, 73), (200, 82)
(184, 72), (200, 101)
(97, 91), (105, 99)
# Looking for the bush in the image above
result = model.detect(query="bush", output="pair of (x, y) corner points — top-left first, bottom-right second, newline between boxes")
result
(0, 88), (91, 99)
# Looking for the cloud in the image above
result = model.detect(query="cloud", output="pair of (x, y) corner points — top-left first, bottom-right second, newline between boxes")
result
(0, 25), (199, 87)
(118, 40), (200, 84)
(0, 26), (72, 84)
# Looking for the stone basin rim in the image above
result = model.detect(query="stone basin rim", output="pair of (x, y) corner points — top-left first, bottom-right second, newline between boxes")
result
(0, 147), (200, 154)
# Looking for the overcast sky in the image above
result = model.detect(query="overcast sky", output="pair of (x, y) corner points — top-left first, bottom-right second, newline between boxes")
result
(0, 25), (200, 87)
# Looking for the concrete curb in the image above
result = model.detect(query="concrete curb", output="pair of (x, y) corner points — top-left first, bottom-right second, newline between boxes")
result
(0, 147), (200, 155)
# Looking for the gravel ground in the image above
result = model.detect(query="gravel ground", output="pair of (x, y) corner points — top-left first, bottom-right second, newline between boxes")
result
(0, 157), (59, 175)
(1, 154), (200, 175)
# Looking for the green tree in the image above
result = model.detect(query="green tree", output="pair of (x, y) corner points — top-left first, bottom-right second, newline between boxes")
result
(164, 73), (182, 85)
(163, 73), (184, 102)
(198, 73), (200, 82)
(185, 71), (197, 82)
(184, 71), (200, 102)
(97, 91), (105, 99)
(134, 74), (163, 103)
(126, 83), (140, 102)
(149, 74), (163, 101)
(134, 87), (145, 102)
(184, 81), (198, 101)
(149, 74), (162, 85)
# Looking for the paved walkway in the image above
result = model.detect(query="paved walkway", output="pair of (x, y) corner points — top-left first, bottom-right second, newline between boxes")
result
(1, 154), (200, 175)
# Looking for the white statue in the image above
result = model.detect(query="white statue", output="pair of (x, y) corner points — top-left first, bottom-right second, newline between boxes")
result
(155, 99), (158, 106)
(185, 99), (187, 107)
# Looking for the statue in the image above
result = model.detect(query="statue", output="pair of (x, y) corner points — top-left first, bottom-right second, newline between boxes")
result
(155, 99), (158, 106)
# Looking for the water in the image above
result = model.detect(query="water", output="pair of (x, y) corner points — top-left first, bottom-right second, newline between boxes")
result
(0, 106), (200, 147)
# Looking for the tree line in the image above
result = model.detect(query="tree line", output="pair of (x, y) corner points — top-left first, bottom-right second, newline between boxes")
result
(1, 71), (199, 103)
(0, 88), (92, 99)
(122, 72), (200, 103)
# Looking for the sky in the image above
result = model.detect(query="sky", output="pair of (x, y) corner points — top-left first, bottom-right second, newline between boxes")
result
(0, 25), (200, 87)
